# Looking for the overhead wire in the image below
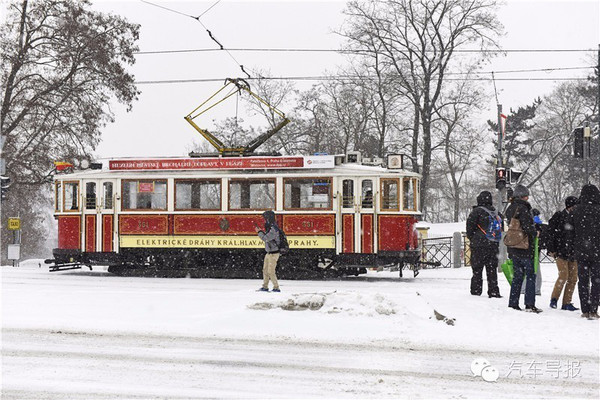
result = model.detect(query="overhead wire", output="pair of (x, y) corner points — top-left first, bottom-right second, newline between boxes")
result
(140, 0), (251, 78)
(133, 47), (598, 55)
(136, 2), (596, 86)
(135, 76), (592, 85)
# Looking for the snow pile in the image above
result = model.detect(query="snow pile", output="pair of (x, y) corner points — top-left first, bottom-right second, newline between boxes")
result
(248, 290), (398, 316)
(247, 290), (452, 320)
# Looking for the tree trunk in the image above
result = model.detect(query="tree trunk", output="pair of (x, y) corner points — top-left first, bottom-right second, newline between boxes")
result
(411, 103), (420, 171)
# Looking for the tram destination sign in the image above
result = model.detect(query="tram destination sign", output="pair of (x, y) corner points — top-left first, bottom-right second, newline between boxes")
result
(109, 155), (334, 171)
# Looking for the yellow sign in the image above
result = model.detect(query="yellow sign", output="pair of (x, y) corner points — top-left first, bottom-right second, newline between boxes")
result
(8, 218), (20, 230)
(120, 235), (336, 249)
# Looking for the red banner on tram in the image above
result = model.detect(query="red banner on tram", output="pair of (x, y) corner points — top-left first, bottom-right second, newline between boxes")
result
(108, 156), (331, 171)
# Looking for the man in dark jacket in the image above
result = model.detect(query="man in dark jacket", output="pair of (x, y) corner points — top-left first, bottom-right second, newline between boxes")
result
(255, 211), (282, 292)
(466, 191), (502, 298)
(547, 196), (579, 311)
(570, 184), (600, 319)
(505, 185), (542, 313)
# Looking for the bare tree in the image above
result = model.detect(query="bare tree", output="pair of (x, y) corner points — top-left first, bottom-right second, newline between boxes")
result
(0, 0), (139, 262)
(432, 96), (487, 220)
(341, 0), (501, 213)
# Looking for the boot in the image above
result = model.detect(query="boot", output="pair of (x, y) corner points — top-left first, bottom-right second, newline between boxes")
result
(549, 298), (558, 309)
(561, 303), (579, 311)
(525, 305), (543, 313)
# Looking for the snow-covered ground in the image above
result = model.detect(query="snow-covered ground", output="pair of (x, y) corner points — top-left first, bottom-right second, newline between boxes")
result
(2, 260), (599, 399)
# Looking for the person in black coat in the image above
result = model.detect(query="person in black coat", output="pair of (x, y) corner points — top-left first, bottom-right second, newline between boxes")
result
(466, 191), (502, 298)
(569, 184), (600, 319)
(504, 185), (542, 313)
(547, 196), (579, 311)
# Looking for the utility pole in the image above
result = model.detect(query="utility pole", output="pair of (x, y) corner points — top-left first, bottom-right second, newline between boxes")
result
(496, 103), (506, 209)
(496, 103), (507, 271)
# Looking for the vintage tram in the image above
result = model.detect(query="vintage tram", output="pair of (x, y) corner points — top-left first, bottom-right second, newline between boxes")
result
(47, 153), (422, 278)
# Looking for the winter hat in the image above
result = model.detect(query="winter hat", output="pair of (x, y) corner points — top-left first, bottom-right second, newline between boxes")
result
(579, 184), (600, 205)
(262, 210), (276, 224)
(513, 184), (529, 199)
(476, 191), (493, 206)
(565, 196), (579, 209)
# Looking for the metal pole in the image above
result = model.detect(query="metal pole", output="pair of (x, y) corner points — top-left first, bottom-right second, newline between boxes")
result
(496, 104), (508, 270)
(496, 104), (506, 208)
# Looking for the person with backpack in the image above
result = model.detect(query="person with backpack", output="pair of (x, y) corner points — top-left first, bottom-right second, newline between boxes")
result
(504, 184), (542, 313)
(569, 184), (600, 320)
(255, 210), (286, 292)
(547, 196), (579, 311)
(466, 191), (503, 298)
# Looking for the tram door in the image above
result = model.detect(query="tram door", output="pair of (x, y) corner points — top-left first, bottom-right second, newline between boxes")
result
(83, 180), (117, 253)
(340, 178), (375, 253)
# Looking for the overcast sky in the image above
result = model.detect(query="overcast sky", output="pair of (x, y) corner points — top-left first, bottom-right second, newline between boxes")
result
(91, 0), (600, 159)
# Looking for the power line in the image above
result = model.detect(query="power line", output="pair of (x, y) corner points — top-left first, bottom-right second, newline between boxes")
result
(133, 47), (599, 55)
(140, 0), (251, 78)
(135, 76), (592, 85)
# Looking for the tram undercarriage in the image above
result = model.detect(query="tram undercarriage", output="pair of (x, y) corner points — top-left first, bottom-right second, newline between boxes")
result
(46, 248), (422, 279)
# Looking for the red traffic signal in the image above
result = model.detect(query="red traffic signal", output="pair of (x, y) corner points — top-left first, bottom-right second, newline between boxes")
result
(495, 167), (506, 190)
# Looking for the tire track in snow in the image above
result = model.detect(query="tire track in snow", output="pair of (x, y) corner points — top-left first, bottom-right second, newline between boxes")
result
(3, 328), (598, 399)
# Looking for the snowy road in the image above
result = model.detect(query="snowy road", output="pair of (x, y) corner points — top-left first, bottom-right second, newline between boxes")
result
(2, 262), (599, 399)
(4, 328), (599, 399)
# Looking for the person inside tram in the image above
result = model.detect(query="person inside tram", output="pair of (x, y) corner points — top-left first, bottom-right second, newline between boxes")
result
(362, 190), (373, 208)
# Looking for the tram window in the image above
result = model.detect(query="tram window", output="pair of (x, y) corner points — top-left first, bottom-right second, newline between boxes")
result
(229, 179), (275, 210)
(341, 179), (354, 208)
(122, 180), (167, 210)
(361, 180), (373, 208)
(403, 178), (417, 211)
(381, 178), (399, 210)
(175, 180), (221, 210)
(63, 182), (79, 211)
(284, 178), (332, 210)
(103, 182), (113, 209)
(85, 182), (96, 210)
(55, 182), (62, 212)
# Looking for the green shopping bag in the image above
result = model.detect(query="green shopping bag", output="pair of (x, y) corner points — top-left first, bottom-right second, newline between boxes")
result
(501, 259), (514, 285)
(533, 237), (539, 275)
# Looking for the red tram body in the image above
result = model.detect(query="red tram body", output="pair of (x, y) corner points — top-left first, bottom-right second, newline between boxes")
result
(49, 154), (422, 278)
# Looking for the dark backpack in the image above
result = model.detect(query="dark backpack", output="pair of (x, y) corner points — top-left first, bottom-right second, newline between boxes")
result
(277, 227), (290, 254)
(477, 207), (503, 242)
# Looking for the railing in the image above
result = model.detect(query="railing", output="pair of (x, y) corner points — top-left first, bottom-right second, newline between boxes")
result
(462, 233), (555, 266)
(420, 236), (453, 268)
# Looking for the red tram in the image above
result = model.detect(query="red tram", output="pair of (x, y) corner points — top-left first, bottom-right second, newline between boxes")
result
(47, 153), (422, 278)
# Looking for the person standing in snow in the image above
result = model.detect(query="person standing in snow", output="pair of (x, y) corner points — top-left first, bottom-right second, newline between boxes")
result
(255, 210), (282, 292)
(466, 191), (503, 298)
(521, 208), (544, 296)
(569, 184), (600, 320)
(505, 184), (542, 313)
(547, 196), (579, 311)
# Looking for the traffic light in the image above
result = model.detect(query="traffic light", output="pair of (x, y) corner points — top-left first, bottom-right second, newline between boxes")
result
(1, 176), (10, 200)
(573, 127), (584, 158)
(495, 167), (506, 190)
(508, 169), (523, 184)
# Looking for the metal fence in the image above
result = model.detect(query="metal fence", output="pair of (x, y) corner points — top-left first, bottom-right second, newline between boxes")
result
(420, 236), (453, 268)
(422, 233), (556, 269)
(461, 233), (555, 267)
